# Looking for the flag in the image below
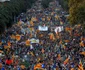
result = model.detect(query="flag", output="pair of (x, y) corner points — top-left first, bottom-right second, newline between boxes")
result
(80, 52), (85, 56)
(78, 60), (84, 70)
(64, 40), (69, 43)
(0, 50), (3, 53)
(58, 54), (61, 60)
(30, 52), (34, 56)
(30, 21), (34, 26)
(64, 56), (70, 65)
(47, 17), (51, 21)
(59, 40), (62, 45)
(80, 41), (84, 47)
(4, 45), (8, 49)
(11, 35), (15, 39)
(42, 18), (45, 21)
(0, 63), (2, 68)
(70, 68), (74, 70)
(49, 33), (55, 40)
(34, 63), (42, 70)
(21, 65), (26, 69)
(65, 27), (72, 32)
(0, 41), (2, 46)
(15, 35), (21, 41)
(40, 34), (43, 37)
(7, 41), (11, 46)
(25, 40), (30, 46)
(31, 17), (37, 22)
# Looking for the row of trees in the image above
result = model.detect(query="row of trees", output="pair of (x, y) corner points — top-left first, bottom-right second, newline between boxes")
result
(69, 0), (85, 26)
(58, 0), (69, 11)
(0, 0), (36, 33)
(58, 0), (85, 27)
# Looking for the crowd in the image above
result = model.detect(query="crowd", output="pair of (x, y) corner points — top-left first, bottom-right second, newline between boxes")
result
(0, 0), (85, 70)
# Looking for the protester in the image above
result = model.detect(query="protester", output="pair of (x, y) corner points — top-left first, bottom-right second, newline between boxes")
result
(0, 0), (85, 70)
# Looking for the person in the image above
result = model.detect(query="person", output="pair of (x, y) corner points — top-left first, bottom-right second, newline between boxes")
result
(5, 57), (12, 67)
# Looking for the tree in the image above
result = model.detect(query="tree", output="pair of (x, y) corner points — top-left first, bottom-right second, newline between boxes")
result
(58, 0), (69, 11)
(69, 0), (85, 25)
(0, 0), (36, 33)
(41, 0), (52, 8)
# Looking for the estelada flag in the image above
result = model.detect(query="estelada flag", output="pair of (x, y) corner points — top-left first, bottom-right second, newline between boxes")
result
(70, 68), (74, 70)
(49, 33), (55, 40)
(64, 40), (70, 43)
(7, 41), (11, 46)
(47, 17), (51, 21)
(40, 34), (43, 37)
(79, 41), (84, 47)
(63, 57), (70, 65)
(30, 52), (34, 56)
(42, 18), (45, 21)
(58, 54), (61, 60)
(0, 50), (3, 53)
(78, 60), (84, 70)
(65, 27), (72, 31)
(25, 40), (30, 46)
(34, 63), (42, 70)
(30, 21), (34, 26)
(15, 35), (21, 41)
(0, 63), (2, 68)
(21, 65), (26, 69)
(31, 17), (37, 22)
(80, 52), (85, 56)
(11, 35), (15, 39)
(4, 45), (8, 49)
(0, 41), (2, 46)
(59, 40), (62, 45)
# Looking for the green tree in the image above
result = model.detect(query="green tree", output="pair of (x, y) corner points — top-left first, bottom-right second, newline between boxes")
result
(58, 0), (69, 11)
(69, 0), (85, 25)
(0, 0), (36, 33)
(41, 0), (52, 8)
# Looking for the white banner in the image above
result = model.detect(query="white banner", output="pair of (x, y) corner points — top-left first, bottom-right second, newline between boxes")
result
(55, 26), (63, 33)
(38, 26), (48, 31)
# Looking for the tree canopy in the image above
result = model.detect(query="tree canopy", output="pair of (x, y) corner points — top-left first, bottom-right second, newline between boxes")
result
(69, 0), (85, 25)
(0, 0), (36, 33)
(58, 0), (69, 11)
(41, 0), (52, 8)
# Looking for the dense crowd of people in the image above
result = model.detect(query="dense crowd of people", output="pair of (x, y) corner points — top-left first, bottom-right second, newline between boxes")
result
(0, 0), (85, 70)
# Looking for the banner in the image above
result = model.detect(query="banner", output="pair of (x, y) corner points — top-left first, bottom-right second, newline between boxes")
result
(55, 26), (63, 33)
(38, 26), (48, 31)
(30, 38), (39, 43)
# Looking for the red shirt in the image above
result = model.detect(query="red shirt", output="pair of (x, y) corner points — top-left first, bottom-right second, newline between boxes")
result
(6, 59), (12, 65)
